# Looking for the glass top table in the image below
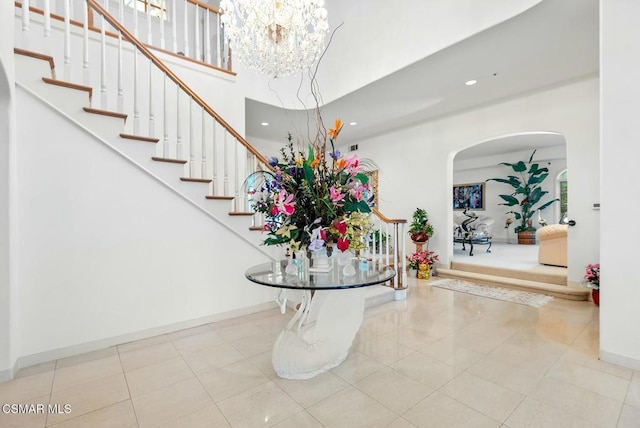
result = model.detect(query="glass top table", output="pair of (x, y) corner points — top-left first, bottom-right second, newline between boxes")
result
(245, 258), (396, 379)
(245, 259), (396, 290)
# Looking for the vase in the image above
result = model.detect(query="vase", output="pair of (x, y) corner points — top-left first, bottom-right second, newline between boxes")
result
(309, 248), (332, 272)
(592, 289), (600, 306)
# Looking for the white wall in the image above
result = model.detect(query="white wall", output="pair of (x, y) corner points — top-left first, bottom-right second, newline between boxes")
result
(233, 0), (543, 109)
(454, 145), (567, 243)
(600, 0), (640, 369)
(345, 77), (599, 284)
(14, 85), (276, 363)
(0, 0), (15, 380)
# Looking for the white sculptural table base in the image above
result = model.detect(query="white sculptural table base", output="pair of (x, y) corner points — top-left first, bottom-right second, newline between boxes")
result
(273, 288), (366, 379)
(245, 261), (396, 380)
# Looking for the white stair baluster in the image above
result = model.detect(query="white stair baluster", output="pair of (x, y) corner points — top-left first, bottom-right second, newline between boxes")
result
(189, 98), (195, 177)
(216, 12), (221, 68)
(183, 0), (189, 57)
(21, 0), (30, 49)
(385, 222), (390, 267)
(43, 0), (51, 54)
(148, 62), (155, 137)
(64, 0), (71, 81)
(194, 5), (200, 61)
(223, 130), (229, 197)
(133, 0), (138, 38)
(201, 108), (206, 179)
(146, 0), (152, 45)
(205, 9), (211, 64)
(176, 88), (182, 159)
(100, 0), (107, 110)
(117, 0), (124, 113)
(163, 75), (169, 157)
(234, 138), (240, 211)
(211, 122), (218, 194)
(82, 0), (89, 84)
(172, 0), (177, 53)
(160, 0), (166, 49)
(133, 51), (139, 134)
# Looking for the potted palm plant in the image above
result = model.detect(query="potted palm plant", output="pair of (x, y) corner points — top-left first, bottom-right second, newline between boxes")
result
(486, 150), (558, 245)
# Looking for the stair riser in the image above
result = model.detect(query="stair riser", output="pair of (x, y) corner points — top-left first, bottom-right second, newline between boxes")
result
(451, 262), (566, 285)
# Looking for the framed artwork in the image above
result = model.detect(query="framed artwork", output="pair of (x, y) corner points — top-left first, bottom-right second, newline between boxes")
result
(453, 182), (485, 210)
(365, 170), (379, 207)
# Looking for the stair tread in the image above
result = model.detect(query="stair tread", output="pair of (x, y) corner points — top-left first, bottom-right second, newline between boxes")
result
(151, 157), (188, 164)
(180, 177), (212, 183)
(42, 77), (92, 99)
(436, 268), (589, 300)
(205, 195), (234, 200)
(119, 133), (159, 143)
(249, 226), (263, 231)
(14, 48), (55, 76)
(84, 107), (128, 120)
(229, 212), (254, 216)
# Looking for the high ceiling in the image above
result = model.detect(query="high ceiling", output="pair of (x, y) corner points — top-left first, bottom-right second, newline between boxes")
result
(244, 0), (598, 151)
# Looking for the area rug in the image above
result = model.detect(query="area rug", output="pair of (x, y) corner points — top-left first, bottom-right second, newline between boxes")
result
(430, 279), (554, 308)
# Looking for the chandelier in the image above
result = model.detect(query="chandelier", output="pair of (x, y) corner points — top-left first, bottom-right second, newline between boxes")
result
(219, 0), (329, 78)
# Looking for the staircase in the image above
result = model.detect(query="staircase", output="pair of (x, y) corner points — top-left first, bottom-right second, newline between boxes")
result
(437, 261), (589, 300)
(12, 0), (408, 304)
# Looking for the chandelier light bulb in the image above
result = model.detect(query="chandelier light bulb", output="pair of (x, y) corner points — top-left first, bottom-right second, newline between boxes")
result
(220, 0), (329, 78)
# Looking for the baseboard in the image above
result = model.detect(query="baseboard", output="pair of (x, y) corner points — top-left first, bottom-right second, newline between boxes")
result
(11, 301), (278, 378)
(600, 350), (640, 371)
(0, 366), (16, 383)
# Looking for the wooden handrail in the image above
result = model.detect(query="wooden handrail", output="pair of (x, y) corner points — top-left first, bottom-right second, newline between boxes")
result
(187, 0), (221, 15)
(373, 208), (407, 224)
(86, 0), (270, 167)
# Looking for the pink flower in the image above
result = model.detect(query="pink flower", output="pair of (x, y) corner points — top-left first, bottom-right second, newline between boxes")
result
(329, 186), (345, 203)
(349, 187), (364, 201)
(337, 237), (350, 251)
(344, 154), (359, 170)
(275, 190), (296, 216)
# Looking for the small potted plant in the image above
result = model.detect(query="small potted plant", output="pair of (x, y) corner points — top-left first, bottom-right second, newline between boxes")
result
(581, 263), (600, 306)
(408, 250), (439, 278)
(409, 208), (434, 243)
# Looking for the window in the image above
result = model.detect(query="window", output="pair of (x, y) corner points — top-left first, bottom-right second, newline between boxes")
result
(558, 169), (568, 217)
(124, 0), (167, 20)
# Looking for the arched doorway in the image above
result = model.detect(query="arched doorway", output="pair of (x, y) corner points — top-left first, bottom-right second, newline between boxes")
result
(451, 131), (567, 272)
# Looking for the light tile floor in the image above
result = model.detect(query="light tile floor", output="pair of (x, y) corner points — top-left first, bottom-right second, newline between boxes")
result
(1, 278), (637, 428)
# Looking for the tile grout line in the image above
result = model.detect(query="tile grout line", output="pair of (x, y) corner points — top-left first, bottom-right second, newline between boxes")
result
(116, 346), (141, 428)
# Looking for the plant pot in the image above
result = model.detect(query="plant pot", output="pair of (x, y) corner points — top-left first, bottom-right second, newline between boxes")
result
(592, 289), (600, 306)
(517, 231), (536, 245)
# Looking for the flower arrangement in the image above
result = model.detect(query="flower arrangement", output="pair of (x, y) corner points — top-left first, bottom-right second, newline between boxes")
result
(408, 250), (439, 270)
(249, 119), (375, 254)
(581, 263), (600, 290)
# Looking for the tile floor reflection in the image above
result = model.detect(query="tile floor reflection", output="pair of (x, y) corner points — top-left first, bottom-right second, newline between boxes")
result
(1, 278), (633, 428)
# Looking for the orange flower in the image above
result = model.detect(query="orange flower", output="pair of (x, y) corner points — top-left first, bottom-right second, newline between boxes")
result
(336, 158), (346, 169)
(310, 158), (319, 169)
(328, 118), (343, 140)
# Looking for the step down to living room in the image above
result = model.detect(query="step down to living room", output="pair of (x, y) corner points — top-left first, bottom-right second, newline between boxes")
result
(437, 261), (590, 301)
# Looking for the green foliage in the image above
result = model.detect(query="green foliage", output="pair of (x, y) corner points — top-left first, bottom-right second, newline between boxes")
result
(487, 150), (559, 233)
(409, 208), (434, 241)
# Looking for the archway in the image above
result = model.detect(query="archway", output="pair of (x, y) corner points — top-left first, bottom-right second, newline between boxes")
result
(450, 131), (567, 271)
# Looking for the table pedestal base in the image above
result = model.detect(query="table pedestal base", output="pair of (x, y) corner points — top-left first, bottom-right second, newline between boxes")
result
(272, 288), (365, 379)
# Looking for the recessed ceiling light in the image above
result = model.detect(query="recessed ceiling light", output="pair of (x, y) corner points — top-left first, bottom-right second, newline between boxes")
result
(349, 121), (357, 126)
(465, 80), (478, 86)
(260, 122), (269, 126)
